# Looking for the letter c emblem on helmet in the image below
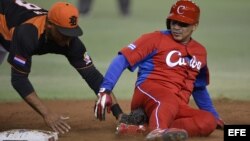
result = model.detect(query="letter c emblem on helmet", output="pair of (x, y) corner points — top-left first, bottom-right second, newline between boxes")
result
(177, 5), (185, 14)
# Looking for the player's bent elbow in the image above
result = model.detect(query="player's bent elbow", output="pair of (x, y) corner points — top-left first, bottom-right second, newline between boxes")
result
(11, 76), (34, 99)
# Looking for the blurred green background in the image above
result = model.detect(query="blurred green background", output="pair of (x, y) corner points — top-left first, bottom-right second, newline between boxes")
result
(0, 0), (250, 101)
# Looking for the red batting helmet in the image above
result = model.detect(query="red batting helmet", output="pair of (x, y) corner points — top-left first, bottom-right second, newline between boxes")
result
(166, 0), (200, 29)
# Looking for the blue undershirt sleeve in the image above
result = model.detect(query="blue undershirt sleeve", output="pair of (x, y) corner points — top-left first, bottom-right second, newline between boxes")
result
(193, 66), (220, 119)
(101, 54), (129, 91)
(193, 87), (219, 119)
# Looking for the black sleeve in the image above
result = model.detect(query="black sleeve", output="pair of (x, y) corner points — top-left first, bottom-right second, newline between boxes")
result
(11, 68), (35, 98)
(7, 24), (38, 73)
(66, 38), (93, 69)
(66, 38), (103, 94)
(77, 65), (103, 95)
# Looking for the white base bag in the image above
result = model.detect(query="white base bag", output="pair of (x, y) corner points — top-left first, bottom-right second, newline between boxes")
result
(0, 129), (58, 141)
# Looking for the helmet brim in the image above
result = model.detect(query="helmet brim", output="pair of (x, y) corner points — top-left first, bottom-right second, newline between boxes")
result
(167, 14), (197, 25)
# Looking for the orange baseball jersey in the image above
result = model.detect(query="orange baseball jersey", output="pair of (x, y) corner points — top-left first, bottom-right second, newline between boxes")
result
(0, 0), (47, 41)
(0, 0), (93, 74)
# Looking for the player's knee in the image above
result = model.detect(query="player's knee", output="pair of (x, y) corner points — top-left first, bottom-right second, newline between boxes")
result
(198, 112), (217, 136)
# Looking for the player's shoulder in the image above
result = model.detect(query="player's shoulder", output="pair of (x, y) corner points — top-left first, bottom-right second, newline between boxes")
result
(191, 39), (205, 47)
(141, 30), (164, 36)
(190, 39), (207, 52)
(138, 30), (165, 41)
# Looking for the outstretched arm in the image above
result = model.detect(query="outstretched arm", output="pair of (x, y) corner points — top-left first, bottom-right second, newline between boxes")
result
(95, 54), (129, 120)
(67, 38), (124, 120)
(11, 68), (71, 134)
(76, 64), (103, 94)
(76, 58), (126, 119)
(8, 23), (70, 134)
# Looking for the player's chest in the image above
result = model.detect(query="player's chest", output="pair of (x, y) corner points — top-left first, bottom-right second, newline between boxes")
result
(152, 43), (206, 71)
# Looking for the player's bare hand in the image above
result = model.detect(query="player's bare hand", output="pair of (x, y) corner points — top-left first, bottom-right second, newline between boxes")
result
(43, 112), (71, 134)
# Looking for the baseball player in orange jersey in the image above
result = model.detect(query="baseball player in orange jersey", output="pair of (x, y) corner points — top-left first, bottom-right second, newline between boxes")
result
(94, 0), (224, 141)
(0, 0), (123, 134)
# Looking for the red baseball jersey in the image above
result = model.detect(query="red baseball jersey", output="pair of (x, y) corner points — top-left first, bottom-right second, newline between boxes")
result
(120, 30), (208, 103)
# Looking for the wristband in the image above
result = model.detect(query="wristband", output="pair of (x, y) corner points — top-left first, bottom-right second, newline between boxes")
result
(99, 88), (111, 94)
(111, 104), (123, 119)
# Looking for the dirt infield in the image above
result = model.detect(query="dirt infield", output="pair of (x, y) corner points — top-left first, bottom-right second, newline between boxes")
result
(0, 99), (249, 141)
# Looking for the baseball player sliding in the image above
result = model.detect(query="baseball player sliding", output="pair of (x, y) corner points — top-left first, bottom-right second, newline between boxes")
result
(94, 0), (224, 141)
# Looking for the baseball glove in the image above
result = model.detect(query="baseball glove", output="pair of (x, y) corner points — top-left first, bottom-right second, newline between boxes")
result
(119, 108), (148, 125)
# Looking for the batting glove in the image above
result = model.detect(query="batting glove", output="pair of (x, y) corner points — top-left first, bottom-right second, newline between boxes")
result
(94, 89), (112, 121)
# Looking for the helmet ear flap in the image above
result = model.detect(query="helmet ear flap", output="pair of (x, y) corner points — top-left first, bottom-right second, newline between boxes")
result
(166, 19), (171, 29)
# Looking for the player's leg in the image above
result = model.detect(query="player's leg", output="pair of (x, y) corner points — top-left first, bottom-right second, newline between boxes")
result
(131, 81), (188, 141)
(170, 105), (217, 137)
(143, 92), (188, 140)
(117, 0), (130, 16)
(132, 81), (180, 130)
(116, 86), (148, 135)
